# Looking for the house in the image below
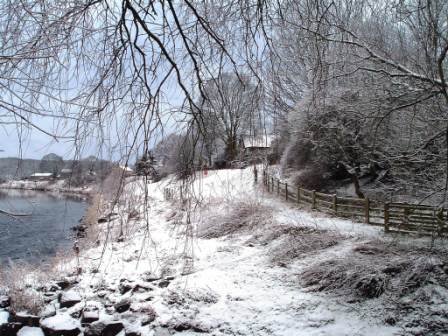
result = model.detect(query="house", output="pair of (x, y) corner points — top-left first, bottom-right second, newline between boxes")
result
(59, 168), (73, 178)
(119, 165), (134, 177)
(241, 135), (273, 162)
(29, 172), (54, 181)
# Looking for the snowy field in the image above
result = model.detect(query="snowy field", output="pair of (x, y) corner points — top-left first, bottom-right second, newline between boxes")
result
(1, 167), (446, 336)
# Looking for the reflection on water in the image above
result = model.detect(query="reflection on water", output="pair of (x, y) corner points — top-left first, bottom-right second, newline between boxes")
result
(0, 189), (87, 265)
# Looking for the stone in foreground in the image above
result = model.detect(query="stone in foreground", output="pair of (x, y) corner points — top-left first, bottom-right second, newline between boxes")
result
(13, 312), (40, 327)
(81, 309), (100, 325)
(17, 326), (45, 336)
(40, 313), (81, 336)
(59, 290), (82, 308)
(0, 296), (10, 308)
(0, 322), (23, 336)
(84, 320), (124, 336)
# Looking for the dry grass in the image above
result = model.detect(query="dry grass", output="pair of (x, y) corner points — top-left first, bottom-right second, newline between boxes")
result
(301, 240), (448, 298)
(82, 194), (103, 241)
(265, 226), (344, 265)
(0, 263), (46, 315)
(300, 240), (448, 333)
(198, 201), (274, 238)
(100, 167), (126, 202)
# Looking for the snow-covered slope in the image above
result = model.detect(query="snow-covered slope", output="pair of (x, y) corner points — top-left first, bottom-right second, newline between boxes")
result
(1, 167), (446, 335)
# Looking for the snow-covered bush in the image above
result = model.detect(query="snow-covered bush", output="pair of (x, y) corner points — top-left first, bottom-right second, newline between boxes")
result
(0, 264), (47, 315)
(199, 201), (273, 238)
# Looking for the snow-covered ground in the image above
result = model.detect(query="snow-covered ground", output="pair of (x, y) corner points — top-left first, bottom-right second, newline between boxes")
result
(1, 167), (446, 335)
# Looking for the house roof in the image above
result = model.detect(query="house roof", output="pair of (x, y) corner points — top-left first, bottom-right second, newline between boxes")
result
(30, 173), (53, 177)
(119, 165), (133, 172)
(242, 135), (273, 148)
(60, 168), (72, 173)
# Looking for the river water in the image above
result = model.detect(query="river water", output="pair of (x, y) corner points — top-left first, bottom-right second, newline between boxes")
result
(0, 189), (87, 265)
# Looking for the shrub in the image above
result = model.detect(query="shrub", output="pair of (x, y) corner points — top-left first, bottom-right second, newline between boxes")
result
(300, 240), (448, 302)
(281, 138), (313, 170)
(292, 165), (328, 191)
(199, 201), (273, 238)
(0, 263), (46, 315)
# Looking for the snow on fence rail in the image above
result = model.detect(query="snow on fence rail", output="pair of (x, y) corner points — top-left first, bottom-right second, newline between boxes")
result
(262, 171), (448, 236)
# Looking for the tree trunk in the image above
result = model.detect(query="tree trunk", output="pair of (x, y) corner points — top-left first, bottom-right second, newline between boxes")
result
(225, 136), (238, 161)
(351, 173), (365, 199)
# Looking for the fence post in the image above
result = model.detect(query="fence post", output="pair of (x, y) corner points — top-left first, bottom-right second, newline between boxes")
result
(364, 197), (370, 224)
(266, 173), (269, 189)
(297, 187), (301, 204)
(333, 194), (337, 214)
(403, 208), (409, 230)
(277, 179), (280, 196)
(384, 203), (389, 232)
(271, 177), (274, 193)
(436, 208), (444, 234)
(285, 183), (288, 201)
(311, 190), (316, 209)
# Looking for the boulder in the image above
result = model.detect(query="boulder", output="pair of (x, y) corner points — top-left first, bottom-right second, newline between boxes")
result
(118, 280), (133, 295)
(56, 277), (78, 290)
(84, 320), (124, 336)
(137, 306), (156, 326)
(0, 322), (22, 336)
(81, 309), (100, 325)
(17, 326), (45, 336)
(0, 296), (10, 308)
(157, 280), (170, 288)
(45, 284), (61, 293)
(142, 272), (161, 283)
(125, 331), (140, 336)
(124, 325), (141, 336)
(40, 314), (81, 336)
(12, 312), (40, 327)
(114, 299), (131, 313)
(132, 282), (154, 294)
(59, 290), (82, 308)
(39, 305), (57, 319)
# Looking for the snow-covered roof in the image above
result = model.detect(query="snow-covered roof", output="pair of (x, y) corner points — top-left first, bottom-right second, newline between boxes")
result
(242, 135), (273, 148)
(30, 173), (53, 177)
(60, 168), (72, 173)
(119, 165), (133, 172)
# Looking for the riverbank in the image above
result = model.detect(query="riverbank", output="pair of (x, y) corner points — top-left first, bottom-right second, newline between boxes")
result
(0, 180), (95, 200)
(0, 168), (447, 336)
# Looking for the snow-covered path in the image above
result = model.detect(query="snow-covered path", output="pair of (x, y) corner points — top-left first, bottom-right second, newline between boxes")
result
(160, 236), (399, 336)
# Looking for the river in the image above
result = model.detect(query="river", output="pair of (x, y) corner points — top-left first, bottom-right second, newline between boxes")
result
(0, 189), (87, 265)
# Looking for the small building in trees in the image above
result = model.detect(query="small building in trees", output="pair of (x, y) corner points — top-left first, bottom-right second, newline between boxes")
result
(242, 135), (273, 161)
(29, 172), (54, 181)
(59, 168), (73, 178)
(119, 165), (134, 177)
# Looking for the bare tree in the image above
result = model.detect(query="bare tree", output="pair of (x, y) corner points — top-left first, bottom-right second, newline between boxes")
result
(198, 73), (261, 162)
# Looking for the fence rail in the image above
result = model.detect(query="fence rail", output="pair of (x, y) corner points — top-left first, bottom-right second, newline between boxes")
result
(263, 171), (448, 236)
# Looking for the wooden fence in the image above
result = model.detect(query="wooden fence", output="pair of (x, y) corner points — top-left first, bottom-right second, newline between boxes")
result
(262, 171), (448, 236)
